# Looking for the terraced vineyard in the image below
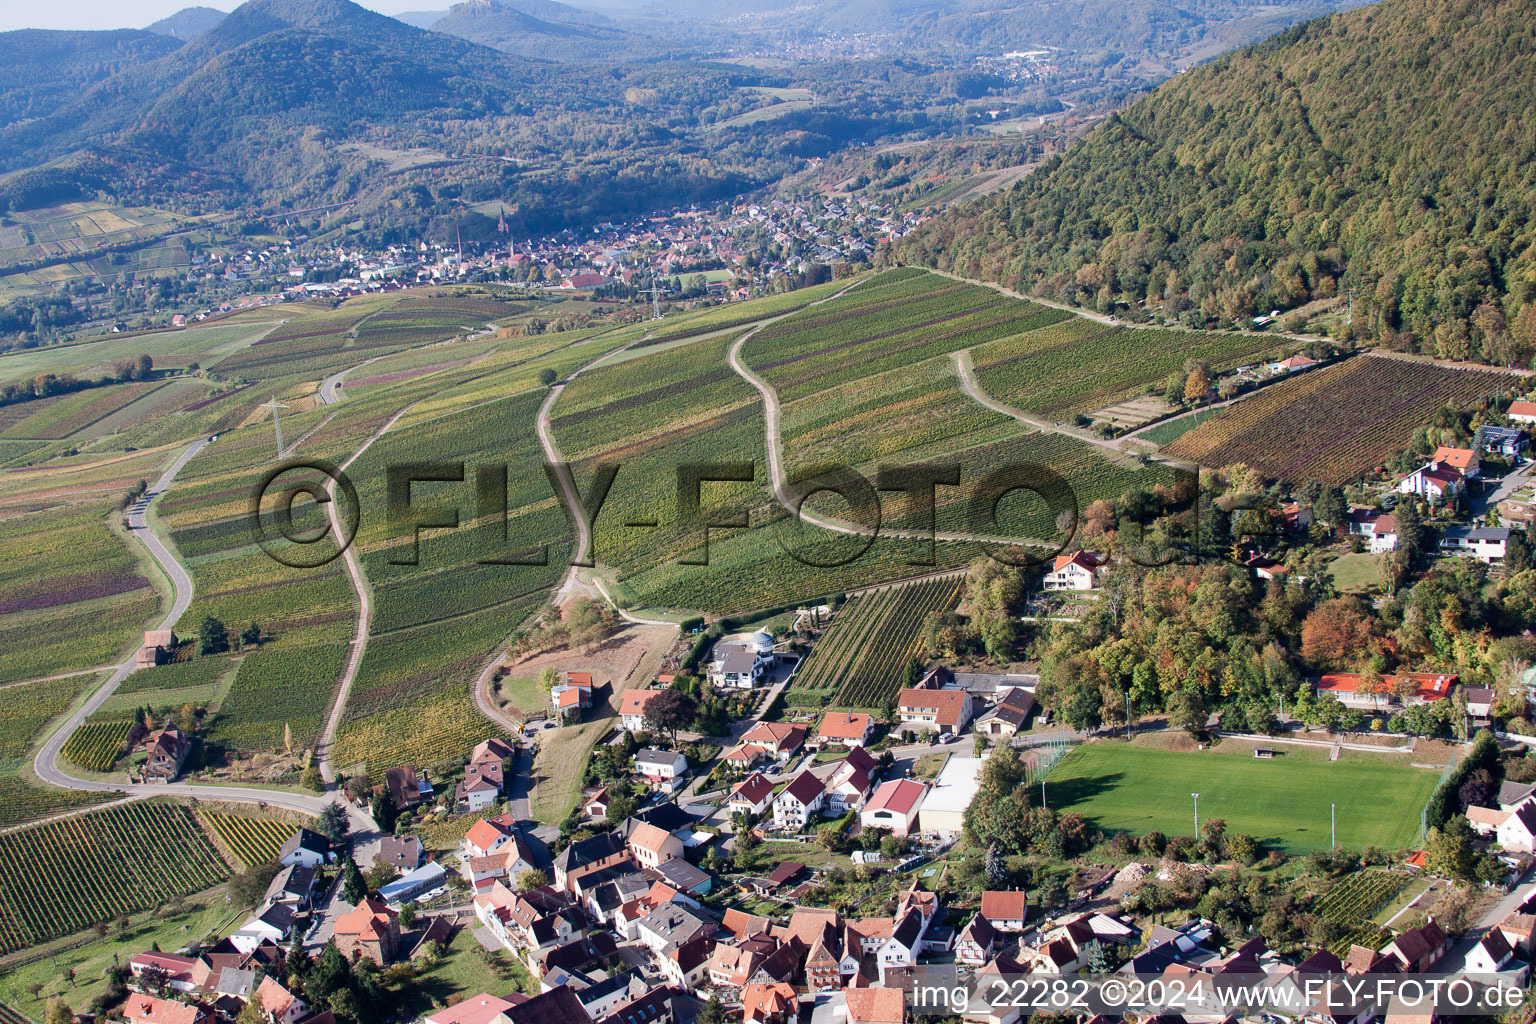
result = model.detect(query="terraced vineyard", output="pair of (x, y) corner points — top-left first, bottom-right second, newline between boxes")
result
(0, 802), (230, 954)
(785, 575), (962, 710)
(202, 812), (296, 868)
(60, 720), (133, 772)
(1165, 355), (1523, 485)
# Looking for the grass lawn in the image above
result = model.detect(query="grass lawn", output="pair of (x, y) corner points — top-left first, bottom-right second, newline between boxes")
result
(1043, 742), (1439, 854)
(496, 674), (547, 717)
(1329, 552), (1384, 593)
(395, 921), (534, 1017)
(0, 886), (242, 1017)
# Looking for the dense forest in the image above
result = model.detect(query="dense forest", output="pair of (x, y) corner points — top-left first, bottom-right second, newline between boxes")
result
(898, 0), (1536, 365)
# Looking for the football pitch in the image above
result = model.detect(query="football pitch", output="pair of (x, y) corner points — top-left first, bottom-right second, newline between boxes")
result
(1042, 742), (1441, 854)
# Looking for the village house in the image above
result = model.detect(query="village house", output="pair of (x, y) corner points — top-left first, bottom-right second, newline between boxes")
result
(1432, 445), (1481, 479)
(1440, 525), (1511, 563)
(1382, 919), (1448, 973)
(980, 891), (1030, 932)
(738, 721), (807, 762)
(551, 671), (595, 720)
(823, 746), (880, 814)
(1499, 803), (1536, 853)
(277, 827), (333, 868)
(633, 748), (689, 792)
(707, 637), (774, 689)
(230, 901), (295, 953)
(728, 772), (776, 818)
(955, 913), (997, 965)
(861, 778), (927, 837)
(620, 688), (665, 732)
(1314, 671), (1456, 710)
(140, 719), (192, 783)
(122, 994), (207, 1024)
(128, 951), (211, 994)
(897, 687), (975, 736)
(814, 711), (876, 748)
(383, 765), (433, 812)
(742, 982), (798, 1024)
(255, 976), (309, 1024)
(334, 896), (401, 965)
(1508, 400), (1536, 425)
(1043, 550), (1103, 591)
(627, 821), (684, 869)
(456, 738), (514, 811)
(1399, 460), (1465, 502)
(554, 832), (630, 892)
(1478, 424), (1527, 460)
(975, 687), (1035, 738)
(376, 835), (425, 872)
(773, 769), (827, 829)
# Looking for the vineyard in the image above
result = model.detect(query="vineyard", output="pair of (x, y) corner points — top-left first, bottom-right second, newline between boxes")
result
(971, 318), (1278, 419)
(1164, 355), (1523, 485)
(60, 720), (132, 772)
(0, 802), (230, 955)
(201, 812), (297, 868)
(785, 575), (962, 710)
(1313, 869), (1408, 955)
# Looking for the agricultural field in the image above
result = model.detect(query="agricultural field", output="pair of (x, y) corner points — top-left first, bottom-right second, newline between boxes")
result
(1164, 354), (1523, 485)
(785, 576), (962, 711)
(971, 318), (1280, 420)
(0, 499), (158, 684)
(61, 720), (133, 773)
(0, 674), (112, 827)
(1312, 869), (1407, 955)
(0, 801), (230, 955)
(1044, 742), (1438, 854)
(746, 268), (1069, 402)
(200, 811), (298, 868)
(208, 638), (345, 754)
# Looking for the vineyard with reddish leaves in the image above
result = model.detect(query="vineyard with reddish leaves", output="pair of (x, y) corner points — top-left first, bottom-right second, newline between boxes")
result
(1164, 355), (1522, 485)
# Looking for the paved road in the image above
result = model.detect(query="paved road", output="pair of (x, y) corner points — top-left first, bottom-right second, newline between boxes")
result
(31, 435), (377, 838)
(1434, 872), (1533, 975)
(319, 355), (387, 404)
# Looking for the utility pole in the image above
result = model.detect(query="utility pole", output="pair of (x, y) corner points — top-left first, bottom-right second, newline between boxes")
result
(259, 396), (290, 458)
(1125, 693), (1131, 739)
(1192, 792), (1200, 834)
(1331, 803), (1336, 849)
(1347, 287), (1354, 329)
(649, 282), (664, 321)
(1040, 778), (1046, 809)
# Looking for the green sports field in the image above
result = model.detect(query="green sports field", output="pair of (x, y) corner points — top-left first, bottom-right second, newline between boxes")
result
(1043, 742), (1440, 854)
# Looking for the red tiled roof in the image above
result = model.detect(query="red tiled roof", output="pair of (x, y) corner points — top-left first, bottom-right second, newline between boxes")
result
(730, 772), (775, 805)
(567, 671), (593, 685)
(897, 687), (971, 725)
(817, 712), (872, 740)
(980, 890), (1029, 921)
(846, 987), (905, 1024)
(1317, 672), (1456, 702)
(778, 769), (824, 806)
(865, 779), (926, 817)
(620, 689), (664, 716)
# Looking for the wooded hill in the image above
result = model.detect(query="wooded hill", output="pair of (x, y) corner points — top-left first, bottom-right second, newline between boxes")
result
(898, 0), (1536, 365)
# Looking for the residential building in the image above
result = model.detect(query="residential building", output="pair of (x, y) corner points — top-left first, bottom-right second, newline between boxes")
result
(728, 773), (776, 818)
(426, 993), (523, 1024)
(554, 832), (629, 892)
(773, 769), (827, 829)
(1478, 425), (1527, 460)
(383, 765), (432, 811)
(376, 835), (425, 872)
(896, 687), (975, 736)
(230, 901), (295, 953)
(140, 719), (190, 783)
(334, 897), (401, 965)
(824, 746), (879, 814)
(815, 711), (875, 748)
(634, 748), (689, 792)
(620, 689), (665, 732)
(263, 864), (318, 910)
(1440, 525), (1511, 563)
(1508, 400), (1536, 425)
(122, 995), (206, 1024)
(1431, 446), (1481, 479)
(861, 779), (928, 837)
(742, 983), (799, 1024)
(738, 721), (806, 762)
(707, 632), (775, 689)
(128, 951), (211, 994)
(956, 913), (997, 965)
(1382, 919), (1448, 973)
(1043, 550), (1102, 591)
(1498, 803), (1536, 853)
(255, 976), (309, 1024)
(628, 821), (684, 869)
(980, 891), (1030, 932)
(975, 687), (1035, 738)
(1399, 461), (1465, 501)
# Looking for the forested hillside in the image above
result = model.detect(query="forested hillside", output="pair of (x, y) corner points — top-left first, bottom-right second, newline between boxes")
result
(899, 0), (1536, 365)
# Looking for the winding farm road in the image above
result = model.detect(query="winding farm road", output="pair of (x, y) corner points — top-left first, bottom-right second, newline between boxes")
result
(31, 437), (376, 835)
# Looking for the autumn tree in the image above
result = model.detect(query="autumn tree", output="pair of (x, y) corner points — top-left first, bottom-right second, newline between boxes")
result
(1300, 597), (1375, 668)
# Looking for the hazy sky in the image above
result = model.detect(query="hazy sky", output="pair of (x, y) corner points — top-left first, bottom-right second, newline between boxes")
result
(0, 0), (431, 33)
